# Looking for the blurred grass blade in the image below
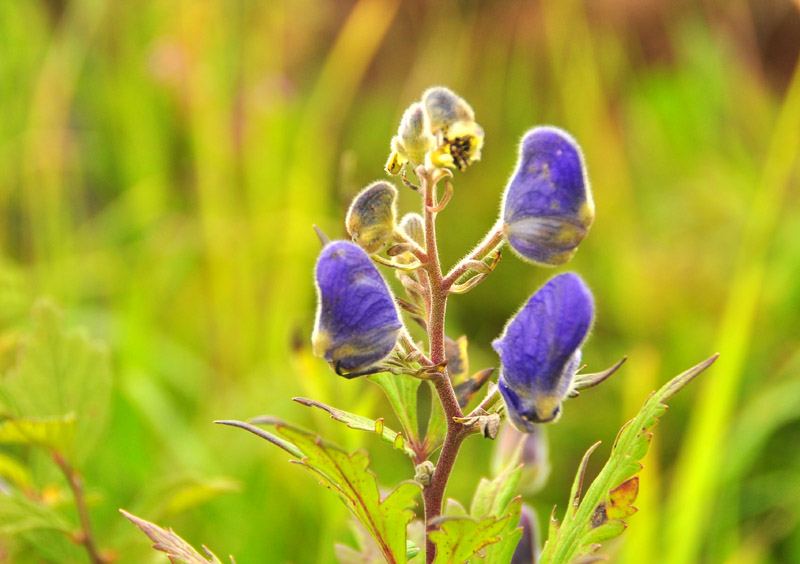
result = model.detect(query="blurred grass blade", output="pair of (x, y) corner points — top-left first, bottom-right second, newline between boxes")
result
(664, 59), (800, 564)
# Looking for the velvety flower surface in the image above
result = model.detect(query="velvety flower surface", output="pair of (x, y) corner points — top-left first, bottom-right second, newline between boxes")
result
(312, 241), (402, 375)
(345, 181), (398, 254)
(502, 127), (594, 266)
(493, 273), (594, 430)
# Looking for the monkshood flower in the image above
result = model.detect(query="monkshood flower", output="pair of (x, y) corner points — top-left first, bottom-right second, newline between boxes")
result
(312, 241), (403, 377)
(511, 504), (541, 564)
(493, 272), (594, 430)
(501, 127), (594, 266)
(345, 181), (399, 254)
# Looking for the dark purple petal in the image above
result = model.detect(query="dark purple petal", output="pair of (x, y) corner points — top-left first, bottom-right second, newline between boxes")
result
(312, 241), (402, 374)
(493, 273), (594, 427)
(511, 504), (540, 564)
(502, 127), (594, 266)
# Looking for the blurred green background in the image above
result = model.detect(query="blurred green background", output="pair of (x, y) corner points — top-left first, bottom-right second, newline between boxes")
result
(1, 0), (800, 562)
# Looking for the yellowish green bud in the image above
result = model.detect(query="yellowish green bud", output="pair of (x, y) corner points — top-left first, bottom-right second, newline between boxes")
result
(345, 181), (398, 254)
(398, 213), (425, 247)
(386, 103), (436, 175)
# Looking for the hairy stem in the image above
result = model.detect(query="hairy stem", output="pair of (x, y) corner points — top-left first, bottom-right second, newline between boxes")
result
(53, 453), (106, 564)
(418, 167), (470, 563)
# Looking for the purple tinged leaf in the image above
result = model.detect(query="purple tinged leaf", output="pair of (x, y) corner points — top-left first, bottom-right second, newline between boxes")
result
(502, 127), (594, 266)
(312, 241), (403, 376)
(493, 273), (594, 430)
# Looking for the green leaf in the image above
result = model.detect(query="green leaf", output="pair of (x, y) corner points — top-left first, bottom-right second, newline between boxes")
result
(218, 418), (421, 564)
(0, 451), (33, 490)
(428, 513), (510, 564)
(294, 397), (416, 458)
(470, 463), (522, 520)
(0, 415), (76, 451)
(469, 460), (524, 564)
(280, 425), (420, 564)
(0, 492), (72, 537)
(121, 510), (230, 564)
(368, 372), (421, 444)
(538, 354), (718, 564)
(0, 302), (112, 465)
(424, 381), (447, 454)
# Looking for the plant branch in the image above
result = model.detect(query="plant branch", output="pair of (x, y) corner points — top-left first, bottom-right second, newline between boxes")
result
(53, 452), (107, 564)
(443, 219), (505, 288)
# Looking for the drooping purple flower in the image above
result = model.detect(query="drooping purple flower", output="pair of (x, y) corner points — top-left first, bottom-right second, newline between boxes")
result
(502, 127), (594, 266)
(312, 241), (403, 377)
(511, 504), (541, 564)
(493, 273), (594, 430)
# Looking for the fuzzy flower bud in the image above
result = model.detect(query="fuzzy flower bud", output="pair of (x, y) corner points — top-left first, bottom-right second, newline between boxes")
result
(501, 127), (594, 266)
(493, 273), (594, 430)
(386, 103), (437, 174)
(398, 213), (425, 248)
(345, 181), (399, 254)
(312, 241), (403, 376)
(423, 86), (484, 171)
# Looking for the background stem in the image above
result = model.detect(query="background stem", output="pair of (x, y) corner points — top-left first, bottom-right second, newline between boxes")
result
(53, 453), (106, 564)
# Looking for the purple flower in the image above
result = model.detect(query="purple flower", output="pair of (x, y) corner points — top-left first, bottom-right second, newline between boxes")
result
(493, 273), (594, 430)
(312, 241), (403, 377)
(511, 504), (540, 564)
(502, 127), (594, 266)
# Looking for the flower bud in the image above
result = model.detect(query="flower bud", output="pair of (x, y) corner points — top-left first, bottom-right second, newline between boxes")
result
(511, 504), (541, 564)
(312, 241), (403, 376)
(491, 423), (550, 494)
(398, 213), (425, 248)
(345, 181), (398, 254)
(386, 103), (436, 174)
(493, 273), (594, 430)
(422, 86), (475, 132)
(501, 127), (594, 265)
(422, 87), (484, 171)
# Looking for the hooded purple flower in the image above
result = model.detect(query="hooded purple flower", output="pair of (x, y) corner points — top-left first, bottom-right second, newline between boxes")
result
(493, 273), (594, 430)
(502, 127), (594, 266)
(312, 241), (402, 377)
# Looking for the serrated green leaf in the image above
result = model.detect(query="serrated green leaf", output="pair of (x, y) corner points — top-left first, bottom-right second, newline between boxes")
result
(294, 397), (416, 458)
(469, 440), (526, 564)
(428, 513), (510, 564)
(471, 497), (523, 564)
(277, 424), (420, 564)
(121, 510), (228, 564)
(0, 492), (72, 537)
(0, 302), (112, 466)
(368, 373), (421, 444)
(539, 354), (718, 564)
(0, 415), (76, 451)
(470, 463), (522, 519)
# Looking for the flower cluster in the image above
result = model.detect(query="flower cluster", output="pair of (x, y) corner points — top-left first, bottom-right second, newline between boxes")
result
(313, 87), (599, 430)
(385, 86), (485, 174)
